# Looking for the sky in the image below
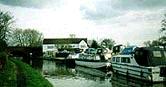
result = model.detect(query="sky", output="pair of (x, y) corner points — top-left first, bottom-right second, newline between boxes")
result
(0, 0), (166, 46)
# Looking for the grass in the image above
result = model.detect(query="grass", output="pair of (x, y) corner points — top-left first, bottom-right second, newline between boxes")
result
(0, 60), (17, 87)
(0, 51), (53, 87)
(11, 58), (53, 87)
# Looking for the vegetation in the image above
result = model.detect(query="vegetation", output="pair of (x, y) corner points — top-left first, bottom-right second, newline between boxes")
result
(0, 11), (13, 41)
(11, 58), (53, 87)
(0, 11), (12, 52)
(144, 14), (166, 48)
(143, 36), (166, 47)
(0, 10), (52, 87)
(0, 58), (17, 87)
(90, 40), (100, 49)
(101, 38), (115, 49)
(0, 53), (52, 87)
(9, 28), (43, 47)
(0, 10), (43, 47)
(161, 14), (166, 35)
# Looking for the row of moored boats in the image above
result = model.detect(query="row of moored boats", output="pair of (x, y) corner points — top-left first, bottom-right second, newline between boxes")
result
(67, 45), (166, 83)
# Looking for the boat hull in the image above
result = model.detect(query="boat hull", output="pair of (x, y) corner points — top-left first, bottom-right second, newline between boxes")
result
(75, 59), (111, 71)
(112, 63), (166, 82)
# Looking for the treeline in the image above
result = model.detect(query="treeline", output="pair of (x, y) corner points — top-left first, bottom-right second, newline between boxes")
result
(0, 11), (43, 48)
(89, 39), (115, 49)
(144, 14), (166, 48)
(0, 10), (52, 87)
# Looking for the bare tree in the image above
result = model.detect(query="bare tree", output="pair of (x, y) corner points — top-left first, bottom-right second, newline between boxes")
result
(10, 28), (43, 47)
(144, 14), (166, 47)
(161, 14), (166, 35)
(143, 41), (151, 47)
(0, 11), (13, 51)
(0, 11), (13, 42)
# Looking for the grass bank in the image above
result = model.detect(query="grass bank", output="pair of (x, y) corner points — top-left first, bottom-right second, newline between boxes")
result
(0, 60), (17, 86)
(11, 58), (53, 87)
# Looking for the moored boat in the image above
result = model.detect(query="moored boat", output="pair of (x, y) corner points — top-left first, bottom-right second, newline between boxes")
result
(75, 48), (111, 71)
(111, 46), (166, 82)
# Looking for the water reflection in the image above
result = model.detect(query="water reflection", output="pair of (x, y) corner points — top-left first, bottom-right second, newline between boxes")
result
(41, 60), (166, 87)
(42, 60), (75, 76)
(75, 66), (110, 81)
(111, 74), (166, 87)
(42, 60), (112, 87)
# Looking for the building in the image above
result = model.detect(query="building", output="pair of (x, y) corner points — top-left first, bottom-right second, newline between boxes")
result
(43, 38), (88, 57)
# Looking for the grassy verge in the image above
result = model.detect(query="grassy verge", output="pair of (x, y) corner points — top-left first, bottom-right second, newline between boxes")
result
(10, 58), (53, 87)
(0, 60), (17, 87)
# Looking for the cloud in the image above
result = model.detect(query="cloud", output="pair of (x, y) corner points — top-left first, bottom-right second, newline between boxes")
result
(80, 0), (124, 20)
(80, 0), (166, 21)
(0, 0), (64, 8)
(0, 0), (165, 46)
(111, 0), (166, 10)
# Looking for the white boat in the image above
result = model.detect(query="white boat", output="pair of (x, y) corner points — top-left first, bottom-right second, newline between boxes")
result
(75, 58), (111, 69)
(111, 46), (166, 82)
(75, 48), (111, 71)
(67, 53), (79, 59)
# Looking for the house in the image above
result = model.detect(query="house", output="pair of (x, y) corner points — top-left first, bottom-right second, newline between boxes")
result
(43, 38), (88, 57)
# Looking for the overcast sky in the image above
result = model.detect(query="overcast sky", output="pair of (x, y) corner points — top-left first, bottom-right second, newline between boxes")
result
(0, 0), (166, 46)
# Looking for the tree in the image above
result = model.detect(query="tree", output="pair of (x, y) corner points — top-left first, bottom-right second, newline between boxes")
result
(158, 36), (166, 44)
(0, 11), (13, 50)
(90, 40), (100, 49)
(101, 39), (115, 49)
(69, 34), (76, 38)
(0, 11), (13, 41)
(144, 14), (166, 48)
(143, 41), (152, 47)
(161, 14), (166, 35)
(143, 37), (166, 48)
(10, 28), (43, 47)
(159, 14), (166, 48)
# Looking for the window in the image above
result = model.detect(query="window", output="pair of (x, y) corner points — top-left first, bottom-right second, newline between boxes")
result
(121, 57), (130, 63)
(112, 57), (116, 62)
(153, 51), (162, 57)
(47, 46), (54, 49)
(164, 51), (166, 57)
(69, 45), (72, 48)
(116, 57), (120, 62)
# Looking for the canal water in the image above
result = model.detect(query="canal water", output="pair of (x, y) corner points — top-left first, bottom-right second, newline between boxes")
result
(41, 60), (166, 87)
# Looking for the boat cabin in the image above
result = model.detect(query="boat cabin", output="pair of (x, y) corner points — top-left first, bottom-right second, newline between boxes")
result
(112, 45), (166, 82)
(112, 55), (138, 66)
(134, 47), (166, 67)
(112, 46), (166, 67)
(78, 48), (105, 61)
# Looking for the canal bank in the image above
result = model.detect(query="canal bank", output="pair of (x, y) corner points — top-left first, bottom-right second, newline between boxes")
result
(0, 57), (53, 87)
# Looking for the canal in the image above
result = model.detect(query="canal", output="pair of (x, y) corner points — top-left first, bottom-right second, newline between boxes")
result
(40, 60), (166, 87)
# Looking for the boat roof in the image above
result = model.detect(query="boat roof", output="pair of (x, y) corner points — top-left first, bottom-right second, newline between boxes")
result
(112, 54), (132, 57)
(120, 46), (137, 55)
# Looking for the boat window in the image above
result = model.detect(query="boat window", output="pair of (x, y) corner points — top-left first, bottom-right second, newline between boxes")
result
(121, 47), (134, 54)
(116, 57), (120, 62)
(121, 57), (130, 63)
(164, 51), (166, 57)
(47, 46), (54, 49)
(153, 51), (162, 57)
(112, 57), (116, 62)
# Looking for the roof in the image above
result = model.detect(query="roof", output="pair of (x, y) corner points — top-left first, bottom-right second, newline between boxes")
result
(43, 38), (87, 44)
